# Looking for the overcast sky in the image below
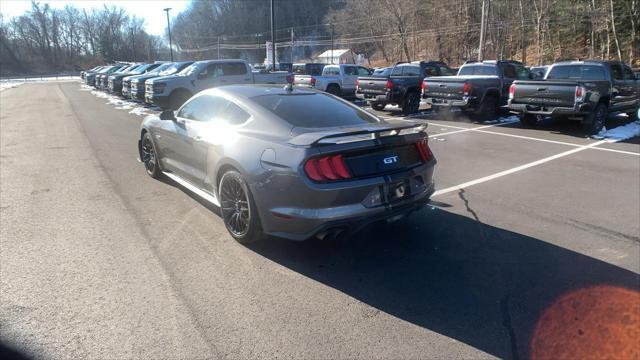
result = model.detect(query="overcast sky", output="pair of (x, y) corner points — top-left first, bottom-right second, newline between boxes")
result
(0, 0), (191, 36)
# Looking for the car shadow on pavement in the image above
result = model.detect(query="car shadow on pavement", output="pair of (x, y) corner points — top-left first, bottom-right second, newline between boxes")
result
(246, 203), (640, 359)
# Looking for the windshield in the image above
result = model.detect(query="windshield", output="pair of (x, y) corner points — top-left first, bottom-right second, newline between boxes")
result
(130, 64), (153, 74)
(251, 93), (380, 127)
(458, 65), (498, 76)
(148, 63), (172, 75)
(158, 63), (183, 76)
(177, 62), (202, 76)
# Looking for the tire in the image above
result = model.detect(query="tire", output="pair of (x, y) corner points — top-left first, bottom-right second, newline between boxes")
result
(218, 171), (264, 244)
(402, 92), (420, 115)
(371, 102), (386, 111)
(582, 103), (608, 135)
(141, 132), (161, 179)
(326, 84), (341, 96)
(476, 95), (498, 121)
(627, 106), (639, 122)
(519, 114), (538, 127)
(169, 90), (191, 110)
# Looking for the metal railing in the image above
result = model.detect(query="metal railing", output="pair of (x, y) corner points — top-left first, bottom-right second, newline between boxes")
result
(0, 72), (81, 83)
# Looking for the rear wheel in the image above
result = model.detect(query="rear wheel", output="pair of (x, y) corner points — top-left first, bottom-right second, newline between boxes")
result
(219, 171), (263, 244)
(371, 102), (386, 111)
(141, 132), (161, 179)
(582, 103), (608, 135)
(476, 95), (498, 121)
(326, 85), (341, 96)
(519, 114), (539, 127)
(169, 90), (191, 110)
(627, 106), (639, 122)
(402, 92), (420, 115)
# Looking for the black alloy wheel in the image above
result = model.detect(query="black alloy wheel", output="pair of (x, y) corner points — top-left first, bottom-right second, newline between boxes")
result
(219, 171), (262, 243)
(141, 133), (160, 178)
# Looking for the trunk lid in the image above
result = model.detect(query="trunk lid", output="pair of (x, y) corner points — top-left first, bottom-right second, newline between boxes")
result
(294, 74), (313, 86)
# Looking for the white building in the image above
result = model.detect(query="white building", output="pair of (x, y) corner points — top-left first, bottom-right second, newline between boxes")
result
(316, 49), (359, 64)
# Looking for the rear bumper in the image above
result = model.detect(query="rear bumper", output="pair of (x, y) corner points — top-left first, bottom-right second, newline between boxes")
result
(508, 101), (592, 116)
(260, 162), (436, 241)
(360, 91), (393, 104)
(424, 97), (478, 110)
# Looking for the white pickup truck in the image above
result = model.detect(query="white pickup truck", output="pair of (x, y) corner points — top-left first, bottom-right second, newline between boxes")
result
(294, 64), (372, 97)
(145, 59), (290, 109)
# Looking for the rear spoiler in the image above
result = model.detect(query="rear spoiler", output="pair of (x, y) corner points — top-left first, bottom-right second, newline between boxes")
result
(288, 122), (426, 146)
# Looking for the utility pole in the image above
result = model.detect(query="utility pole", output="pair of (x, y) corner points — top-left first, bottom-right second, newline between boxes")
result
(163, 8), (173, 61)
(270, 0), (276, 70)
(478, 0), (488, 61)
(331, 23), (334, 64)
(131, 28), (136, 62)
(290, 27), (294, 63)
(148, 38), (152, 62)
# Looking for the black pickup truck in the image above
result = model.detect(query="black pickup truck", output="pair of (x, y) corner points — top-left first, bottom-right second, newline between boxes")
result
(508, 61), (639, 134)
(357, 61), (454, 114)
(422, 60), (530, 120)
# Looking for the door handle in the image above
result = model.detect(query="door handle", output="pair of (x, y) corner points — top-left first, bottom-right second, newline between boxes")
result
(536, 87), (547, 91)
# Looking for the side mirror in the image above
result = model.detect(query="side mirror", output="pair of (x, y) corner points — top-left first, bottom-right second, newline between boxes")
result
(159, 110), (176, 121)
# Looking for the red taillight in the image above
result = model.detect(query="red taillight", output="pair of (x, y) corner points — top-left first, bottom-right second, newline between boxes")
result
(385, 79), (393, 91)
(415, 138), (433, 162)
(310, 76), (316, 86)
(355, 78), (359, 91)
(421, 81), (425, 92)
(509, 83), (516, 100)
(575, 86), (585, 101)
(304, 155), (352, 182)
(286, 74), (294, 84)
(463, 82), (472, 96)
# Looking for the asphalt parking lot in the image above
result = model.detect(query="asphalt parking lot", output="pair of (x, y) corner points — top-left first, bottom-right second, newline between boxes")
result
(1, 82), (639, 359)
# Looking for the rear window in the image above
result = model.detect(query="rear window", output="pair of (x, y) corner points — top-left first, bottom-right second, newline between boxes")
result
(251, 93), (380, 128)
(458, 65), (498, 76)
(372, 68), (391, 77)
(546, 65), (606, 80)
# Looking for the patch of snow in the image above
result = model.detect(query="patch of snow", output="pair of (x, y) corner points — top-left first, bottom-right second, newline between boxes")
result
(592, 121), (640, 142)
(89, 88), (159, 116)
(482, 115), (519, 124)
(0, 81), (23, 92)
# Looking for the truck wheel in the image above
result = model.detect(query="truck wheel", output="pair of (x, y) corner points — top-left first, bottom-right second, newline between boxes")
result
(402, 92), (420, 115)
(327, 85), (341, 96)
(169, 90), (192, 110)
(371, 102), (386, 111)
(476, 95), (498, 121)
(519, 114), (539, 127)
(582, 103), (608, 135)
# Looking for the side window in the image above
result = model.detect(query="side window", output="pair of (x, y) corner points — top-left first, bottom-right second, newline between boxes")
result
(502, 64), (517, 78)
(424, 66), (438, 77)
(178, 95), (229, 122)
(357, 67), (371, 76)
(344, 66), (357, 76)
(623, 66), (635, 80)
(610, 63), (624, 80)
(391, 66), (403, 76)
(219, 102), (251, 125)
(402, 66), (420, 76)
(199, 64), (217, 79)
(220, 63), (247, 76)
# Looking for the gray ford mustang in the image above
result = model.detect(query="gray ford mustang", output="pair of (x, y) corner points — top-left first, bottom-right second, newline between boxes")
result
(138, 84), (436, 243)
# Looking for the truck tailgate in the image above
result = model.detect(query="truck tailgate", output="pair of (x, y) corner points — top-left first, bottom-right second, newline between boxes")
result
(423, 77), (467, 99)
(512, 80), (580, 107)
(294, 74), (313, 87)
(357, 76), (388, 96)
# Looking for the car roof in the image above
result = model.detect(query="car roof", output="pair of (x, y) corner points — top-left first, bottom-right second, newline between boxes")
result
(202, 84), (319, 100)
(551, 60), (614, 66)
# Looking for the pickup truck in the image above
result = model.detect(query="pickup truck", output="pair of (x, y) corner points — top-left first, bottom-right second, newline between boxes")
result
(508, 60), (640, 134)
(422, 60), (530, 120)
(108, 63), (160, 95)
(85, 64), (126, 87)
(292, 63), (325, 86)
(125, 61), (193, 100)
(145, 59), (290, 109)
(295, 64), (372, 97)
(357, 61), (454, 114)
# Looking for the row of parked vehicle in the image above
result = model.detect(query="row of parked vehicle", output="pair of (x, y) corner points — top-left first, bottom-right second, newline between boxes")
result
(355, 59), (638, 134)
(82, 57), (639, 135)
(82, 60), (291, 109)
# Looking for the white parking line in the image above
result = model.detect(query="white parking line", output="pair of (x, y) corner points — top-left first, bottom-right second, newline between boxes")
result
(390, 117), (640, 157)
(432, 140), (608, 197)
